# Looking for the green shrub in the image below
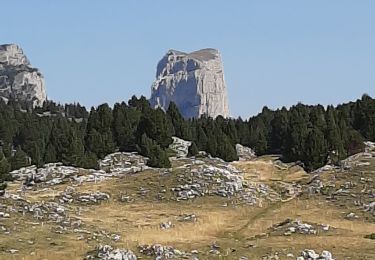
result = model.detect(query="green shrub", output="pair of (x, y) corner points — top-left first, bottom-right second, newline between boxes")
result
(364, 233), (375, 240)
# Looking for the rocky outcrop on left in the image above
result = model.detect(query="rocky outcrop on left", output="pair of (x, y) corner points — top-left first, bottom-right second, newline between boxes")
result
(0, 44), (46, 106)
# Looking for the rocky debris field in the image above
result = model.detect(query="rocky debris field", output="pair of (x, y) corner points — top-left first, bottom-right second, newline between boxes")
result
(303, 146), (375, 221)
(170, 158), (280, 205)
(269, 218), (331, 236)
(85, 244), (137, 260)
(297, 249), (335, 260)
(261, 249), (335, 260)
(0, 139), (374, 259)
(10, 152), (149, 189)
(98, 152), (149, 174)
(139, 244), (197, 259)
(58, 187), (110, 204)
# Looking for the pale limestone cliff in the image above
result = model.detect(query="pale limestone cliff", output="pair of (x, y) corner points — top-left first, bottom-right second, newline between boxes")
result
(0, 44), (46, 106)
(150, 48), (229, 118)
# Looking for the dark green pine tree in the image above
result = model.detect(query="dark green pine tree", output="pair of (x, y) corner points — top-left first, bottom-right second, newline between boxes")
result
(255, 127), (268, 155)
(216, 134), (239, 161)
(148, 144), (171, 168)
(128, 95), (151, 113)
(337, 111), (349, 159)
(16, 117), (51, 167)
(46, 118), (83, 165)
(139, 133), (171, 168)
(44, 142), (57, 163)
(0, 182), (6, 192)
(136, 108), (174, 148)
(85, 104), (115, 158)
(0, 152), (11, 182)
(112, 102), (141, 152)
(80, 152), (99, 169)
(248, 118), (268, 155)
(139, 133), (153, 157)
(63, 128), (85, 166)
(206, 131), (218, 157)
(196, 125), (208, 150)
(304, 127), (328, 170)
(346, 129), (365, 155)
(325, 106), (345, 164)
(270, 107), (289, 154)
(354, 94), (375, 140)
(167, 102), (188, 139)
(187, 142), (199, 157)
(284, 104), (309, 162)
(235, 117), (250, 146)
(224, 119), (239, 144)
(11, 146), (30, 170)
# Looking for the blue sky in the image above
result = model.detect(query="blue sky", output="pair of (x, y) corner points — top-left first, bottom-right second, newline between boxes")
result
(2, 1), (375, 118)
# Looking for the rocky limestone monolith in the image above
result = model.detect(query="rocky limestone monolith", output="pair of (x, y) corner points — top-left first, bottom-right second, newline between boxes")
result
(150, 48), (229, 118)
(0, 44), (46, 106)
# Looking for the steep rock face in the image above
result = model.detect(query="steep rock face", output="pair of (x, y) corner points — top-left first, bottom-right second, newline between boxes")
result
(0, 44), (46, 106)
(150, 48), (229, 118)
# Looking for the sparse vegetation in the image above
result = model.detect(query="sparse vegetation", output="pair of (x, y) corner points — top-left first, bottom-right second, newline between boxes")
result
(364, 233), (375, 240)
(0, 155), (374, 259)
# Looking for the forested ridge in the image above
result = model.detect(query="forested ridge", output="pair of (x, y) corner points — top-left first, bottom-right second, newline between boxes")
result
(1, 94), (375, 190)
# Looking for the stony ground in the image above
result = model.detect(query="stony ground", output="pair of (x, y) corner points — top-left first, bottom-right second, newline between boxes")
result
(0, 143), (374, 259)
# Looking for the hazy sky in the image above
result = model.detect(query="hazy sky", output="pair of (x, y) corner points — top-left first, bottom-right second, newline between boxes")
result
(2, 1), (375, 118)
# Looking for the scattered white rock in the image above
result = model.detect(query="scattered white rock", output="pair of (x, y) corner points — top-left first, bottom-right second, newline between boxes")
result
(8, 249), (19, 254)
(139, 244), (195, 259)
(169, 137), (191, 158)
(236, 144), (256, 160)
(299, 249), (335, 260)
(85, 244), (137, 260)
(345, 212), (359, 220)
(160, 221), (173, 230)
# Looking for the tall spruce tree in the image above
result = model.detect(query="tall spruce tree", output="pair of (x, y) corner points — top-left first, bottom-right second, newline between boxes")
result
(167, 102), (191, 140)
(325, 106), (345, 163)
(112, 102), (141, 151)
(188, 142), (199, 157)
(270, 107), (289, 154)
(304, 127), (328, 170)
(85, 104), (115, 158)
(11, 147), (30, 170)
(0, 152), (11, 182)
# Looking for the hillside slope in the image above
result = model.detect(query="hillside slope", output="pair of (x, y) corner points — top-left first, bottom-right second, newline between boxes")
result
(0, 141), (374, 259)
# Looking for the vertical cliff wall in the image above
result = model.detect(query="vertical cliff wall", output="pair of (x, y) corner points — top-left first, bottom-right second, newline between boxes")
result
(0, 44), (46, 106)
(150, 48), (229, 118)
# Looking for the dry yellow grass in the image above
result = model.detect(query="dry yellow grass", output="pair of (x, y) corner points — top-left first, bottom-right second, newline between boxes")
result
(233, 158), (308, 183)
(1, 157), (374, 259)
(2, 194), (374, 259)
